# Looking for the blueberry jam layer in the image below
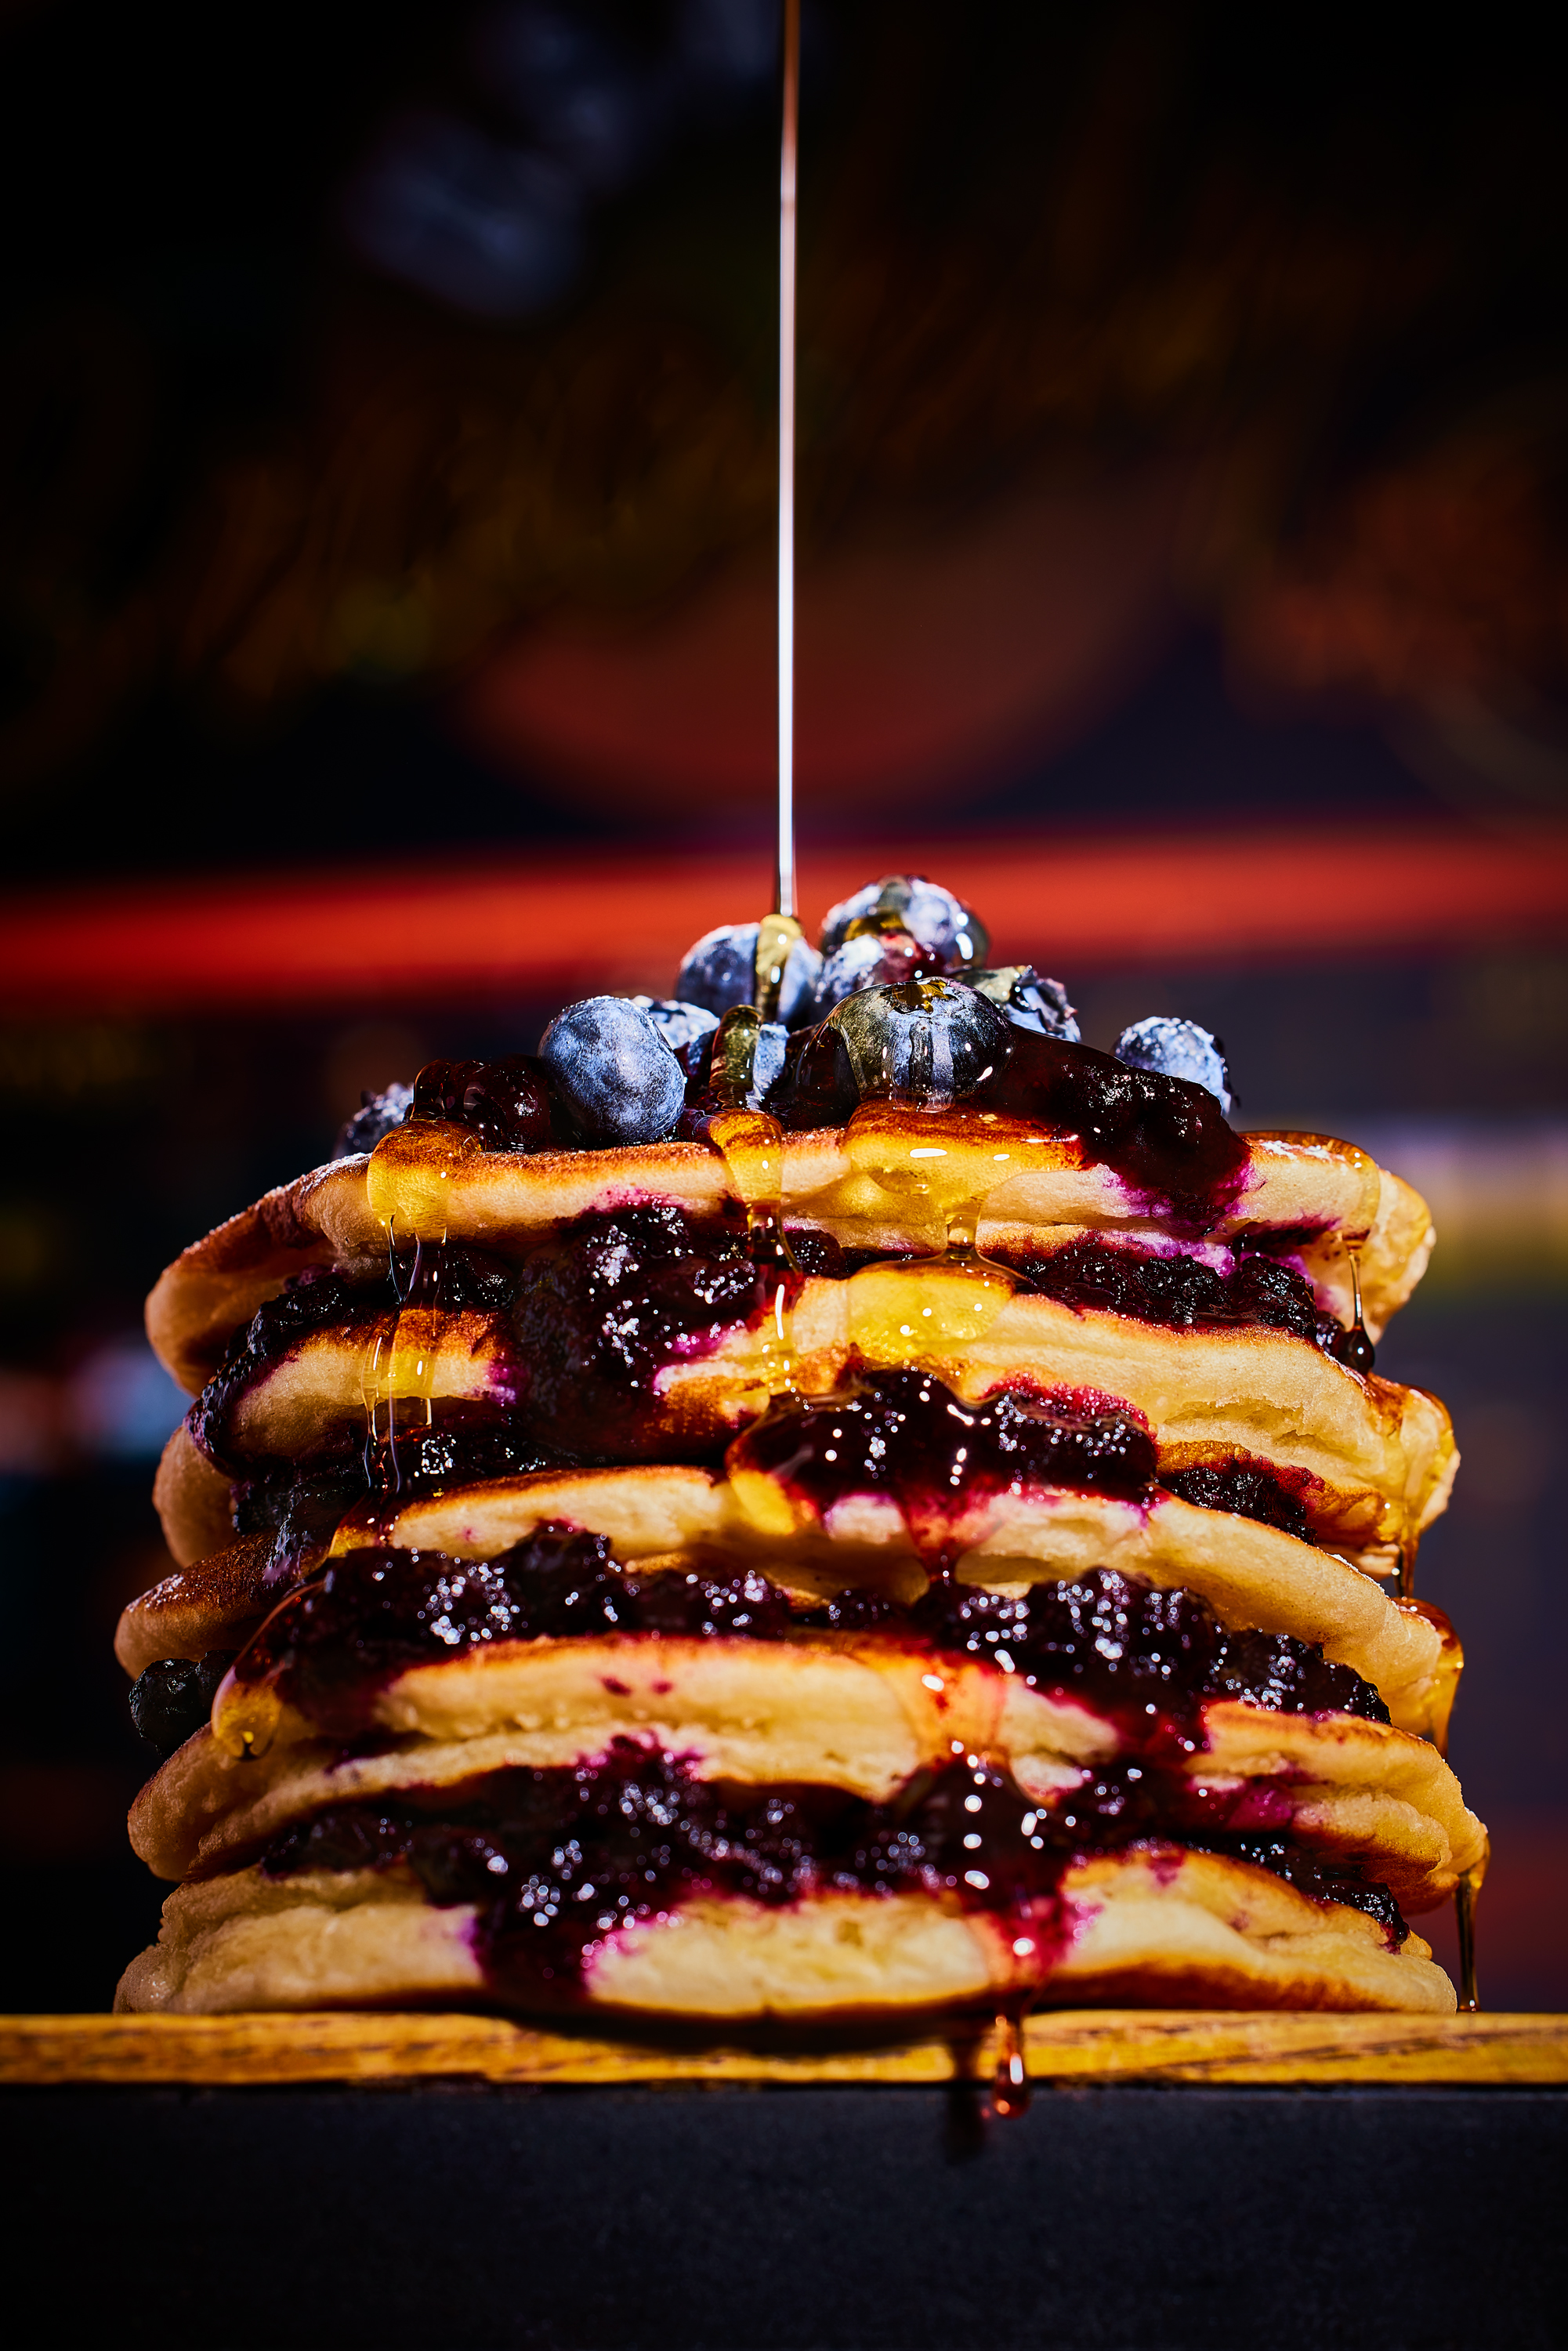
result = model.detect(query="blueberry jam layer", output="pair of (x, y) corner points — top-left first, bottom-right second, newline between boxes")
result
(733, 1370), (1324, 1547)
(190, 1248), (520, 1471)
(232, 1427), (581, 1584)
(225, 1527), (1386, 1744)
(730, 1367), (1157, 1547)
(509, 1205), (847, 1455)
(259, 1744), (1407, 2003)
(1007, 1237), (1353, 1358)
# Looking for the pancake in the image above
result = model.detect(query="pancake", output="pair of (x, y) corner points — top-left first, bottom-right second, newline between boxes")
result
(160, 1269), (1454, 1563)
(116, 1846), (1455, 2021)
(146, 1125), (1433, 1394)
(119, 951), (1477, 2030)
(119, 1457), (1461, 1741)
(128, 1637), (1482, 1906)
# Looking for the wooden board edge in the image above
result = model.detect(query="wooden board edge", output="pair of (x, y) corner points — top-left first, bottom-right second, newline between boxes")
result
(3, 2011), (1568, 2088)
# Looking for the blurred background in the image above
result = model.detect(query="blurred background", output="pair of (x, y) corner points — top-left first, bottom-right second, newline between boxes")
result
(1, 0), (1565, 2009)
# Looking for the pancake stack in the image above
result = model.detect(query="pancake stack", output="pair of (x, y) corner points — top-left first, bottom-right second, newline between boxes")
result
(117, 876), (1483, 2038)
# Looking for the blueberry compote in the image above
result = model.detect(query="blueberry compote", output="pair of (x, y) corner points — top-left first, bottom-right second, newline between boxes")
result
(226, 1526), (795, 1737)
(227, 1525), (1385, 1750)
(259, 1743), (1406, 2006)
(730, 1367), (1155, 1556)
(905, 1569), (1388, 1733)
(190, 1250), (520, 1473)
(509, 1205), (843, 1457)
(1009, 1237), (1350, 1356)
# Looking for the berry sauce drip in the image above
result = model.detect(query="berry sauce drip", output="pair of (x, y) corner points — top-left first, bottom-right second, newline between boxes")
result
(259, 1744), (1407, 2007)
(729, 1367), (1157, 1556)
(774, 1025), (1251, 1231)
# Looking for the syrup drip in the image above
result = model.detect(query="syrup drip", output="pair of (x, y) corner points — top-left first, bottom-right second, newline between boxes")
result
(1340, 1248), (1376, 1374)
(990, 2005), (1031, 2119)
(706, 1102), (798, 1397)
(1397, 1534), (1418, 1603)
(1391, 1594), (1463, 1749)
(360, 1120), (480, 1487)
(754, 911), (804, 1024)
(842, 1102), (1030, 1363)
(1454, 1866), (1482, 2010)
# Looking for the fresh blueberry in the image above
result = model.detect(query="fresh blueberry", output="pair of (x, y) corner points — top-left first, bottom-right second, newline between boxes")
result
(963, 965), (1080, 1040)
(675, 922), (822, 1025)
(129, 1651), (239, 1758)
(825, 976), (1012, 1103)
(1114, 1016), (1233, 1114)
(710, 1006), (791, 1108)
(818, 875), (987, 969)
(632, 997), (721, 1053)
(335, 1081), (414, 1159)
(539, 995), (687, 1143)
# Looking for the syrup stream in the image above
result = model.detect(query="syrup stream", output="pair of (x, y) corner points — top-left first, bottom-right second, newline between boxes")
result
(1455, 1868), (1482, 2011)
(775, 0), (799, 927)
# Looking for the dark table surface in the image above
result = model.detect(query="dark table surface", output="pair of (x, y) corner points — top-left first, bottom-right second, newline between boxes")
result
(7, 2078), (1565, 2350)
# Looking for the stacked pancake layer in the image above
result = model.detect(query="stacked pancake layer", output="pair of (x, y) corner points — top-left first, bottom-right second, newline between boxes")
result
(118, 1093), (1479, 2027)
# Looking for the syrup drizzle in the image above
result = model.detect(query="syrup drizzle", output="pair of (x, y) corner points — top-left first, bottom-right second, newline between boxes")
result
(842, 1102), (1023, 1361)
(214, 1118), (483, 1762)
(704, 1048), (799, 1397)
(1340, 1248), (1376, 1374)
(1455, 1866), (1482, 2010)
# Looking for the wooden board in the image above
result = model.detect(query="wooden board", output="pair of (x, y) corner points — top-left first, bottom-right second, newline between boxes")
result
(5, 2009), (1566, 2088)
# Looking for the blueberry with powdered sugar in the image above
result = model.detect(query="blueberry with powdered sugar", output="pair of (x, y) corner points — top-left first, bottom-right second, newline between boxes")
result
(963, 965), (1080, 1040)
(539, 995), (686, 1144)
(818, 875), (987, 969)
(1114, 1016), (1233, 1114)
(675, 922), (821, 1025)
(334, 1080), (414, 1159)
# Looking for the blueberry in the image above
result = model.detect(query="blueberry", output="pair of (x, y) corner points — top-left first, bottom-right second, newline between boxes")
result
(410, 1057), (553, 1150)
(539, 995), (687, 1144)
(710, 1005), (791, 1107)
(129, 1651), (239, 1758)
(675, 922), (821, 1026)
(1114, 1016), (1233, 1114)
(825, 976), (1012, 1103)
(335, 1080), (413, 1159)
(632, 997), (721, 1053)
(818, 875), (987, 969)
(963, 965), (1080, 1040)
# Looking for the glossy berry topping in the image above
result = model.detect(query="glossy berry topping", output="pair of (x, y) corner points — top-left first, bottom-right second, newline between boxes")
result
(806, 930), (945, 1018)
(729, 1367), (1157, 1552)
(335, 1081), (413, 1159)
(538, 996), (687, 1145)
(1010, 1236), (1335, 1347)
(129, 1650), (239, 1756)
(223, 1524), (797, 1737)
(261, 1744), (1407, 2003)
(411, 1056), (554, 1150)
(1114, 1016), (1233, 1114)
